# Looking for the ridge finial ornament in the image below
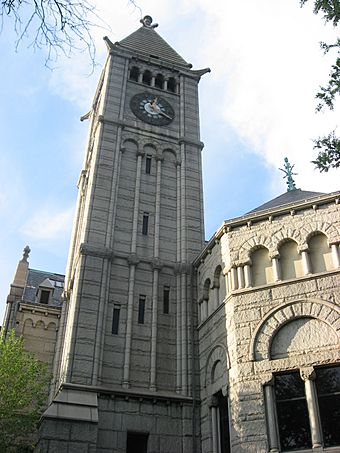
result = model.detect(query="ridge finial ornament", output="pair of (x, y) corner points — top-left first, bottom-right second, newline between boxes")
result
(279, 157), (297, 192)
(140, 15), (158, 29)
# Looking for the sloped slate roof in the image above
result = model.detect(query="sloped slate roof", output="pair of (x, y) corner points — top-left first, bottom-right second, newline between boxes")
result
(249, 189), (325, 213)
(23, 269), (64, 307)
(119, 26), (188, 66)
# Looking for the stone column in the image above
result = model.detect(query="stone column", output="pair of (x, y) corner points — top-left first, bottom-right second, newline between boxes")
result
(263, 376), (279, 452)
(237, 266), (245, 289)
(209, 396), (220, 453)
(299, 246), (312, 275)
(300, 368), (322, 448)
(244, 264), (252, 288)
(138, 72), (143, 83)
(231, 267), (238, 291)
(226, 271), (231, 293)
(151, 75), (155, 87)
(123, 150), (143, 388)
(150, 158), (162, 391)
(164, 78), (168, 90)
(270, 253), (281, 282)
(331, 243), (340, 268)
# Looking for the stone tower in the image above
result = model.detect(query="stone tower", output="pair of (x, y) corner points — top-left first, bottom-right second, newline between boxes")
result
(38, 16), (209, 452)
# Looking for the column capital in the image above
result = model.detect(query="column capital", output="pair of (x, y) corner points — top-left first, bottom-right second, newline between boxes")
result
(300, 367), (316, 381)
(208, 396), (218, 408)
(262, 373), (274, 386)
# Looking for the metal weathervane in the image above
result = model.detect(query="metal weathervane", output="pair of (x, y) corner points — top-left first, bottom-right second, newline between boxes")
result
(279, 157), (297, 191)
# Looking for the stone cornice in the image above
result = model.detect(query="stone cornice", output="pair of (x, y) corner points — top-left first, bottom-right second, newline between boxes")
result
(61, 382), (196, 405)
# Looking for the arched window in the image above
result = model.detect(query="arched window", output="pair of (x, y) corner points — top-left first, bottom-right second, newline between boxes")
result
(279, 239), (303, 280)
(129, 66), (139, 82)
(308, 232), (333, 273)
(201, 278), (211, 319)
(251, 247), (273, 286)
(213, 265), (225, 308)
(167, 77), (176, 93)
(142, 70), (152, 85)
(155, 73), (164, 89)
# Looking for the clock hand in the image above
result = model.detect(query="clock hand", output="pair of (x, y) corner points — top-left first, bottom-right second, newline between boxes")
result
(158, 110), (172, 120)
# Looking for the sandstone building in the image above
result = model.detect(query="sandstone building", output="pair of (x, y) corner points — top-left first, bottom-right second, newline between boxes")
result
(2, 16), (340, 453)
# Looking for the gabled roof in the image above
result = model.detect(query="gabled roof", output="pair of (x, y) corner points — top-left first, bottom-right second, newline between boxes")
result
(118, 26), (188, 66)
(22, 269), (64, 307)
(248, 189), (325, 213)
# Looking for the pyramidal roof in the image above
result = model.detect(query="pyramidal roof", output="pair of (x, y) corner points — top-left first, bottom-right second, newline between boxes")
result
(118, 24), (188, 67)
(249, 189), (325, 213)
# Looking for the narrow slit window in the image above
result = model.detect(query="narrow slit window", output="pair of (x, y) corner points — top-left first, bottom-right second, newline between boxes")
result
(142, 213), (149, 235)
(163, 286), (170, 314)
(138, 296), (146, 324)
(145, 156), (152, 174)
(112, 306), (120, 334)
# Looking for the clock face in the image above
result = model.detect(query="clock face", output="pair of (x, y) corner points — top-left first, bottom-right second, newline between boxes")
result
(130, 92), (174, 126)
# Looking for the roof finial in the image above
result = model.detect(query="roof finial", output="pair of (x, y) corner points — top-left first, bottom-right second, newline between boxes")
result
(140, 15), (158, 29)
(279, 157), (297, 192)
(22, 245), (31, 262)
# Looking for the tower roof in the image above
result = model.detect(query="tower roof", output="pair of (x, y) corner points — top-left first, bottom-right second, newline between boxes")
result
(118, 26), (189, 67)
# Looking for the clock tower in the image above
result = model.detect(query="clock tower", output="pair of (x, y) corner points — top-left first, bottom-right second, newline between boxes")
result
(38, 16), (209, 452)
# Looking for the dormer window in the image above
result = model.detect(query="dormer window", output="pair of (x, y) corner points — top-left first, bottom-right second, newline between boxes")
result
(37, 278), (54, 305)
(39, 290), (51, 304)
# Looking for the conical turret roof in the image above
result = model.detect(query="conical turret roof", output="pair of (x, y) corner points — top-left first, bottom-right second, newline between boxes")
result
(119, 25), (189, 66)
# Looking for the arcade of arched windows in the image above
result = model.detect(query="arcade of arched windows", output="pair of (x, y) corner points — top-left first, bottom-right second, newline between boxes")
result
(128, 65), (178, 93)
(199, 232), (340, 323)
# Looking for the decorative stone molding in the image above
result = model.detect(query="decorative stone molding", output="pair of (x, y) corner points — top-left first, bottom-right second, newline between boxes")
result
(151, 259), (163, 270)
(205, 344), (230, 389)
(249, 298), (340, 361)
(79, 243), (113, 260)
(127, 254), (140, 266)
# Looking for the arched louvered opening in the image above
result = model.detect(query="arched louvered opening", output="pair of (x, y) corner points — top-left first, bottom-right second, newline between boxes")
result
(155, 73), (164, 89)
(142, 70), (152, 85)
(129, 66), (139, 82)
(167, 77), (176, 93)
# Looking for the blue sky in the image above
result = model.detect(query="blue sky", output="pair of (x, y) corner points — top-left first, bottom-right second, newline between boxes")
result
(0, 0), (339, 322)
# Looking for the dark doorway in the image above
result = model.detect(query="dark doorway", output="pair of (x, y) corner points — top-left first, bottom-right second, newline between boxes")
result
(126, 432), (148, 453)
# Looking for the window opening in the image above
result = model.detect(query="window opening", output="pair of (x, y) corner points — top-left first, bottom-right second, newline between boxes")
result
(39, 290), (50, 304)
(112, 306), (120, 334)
(145, 156), (152, 174)
(155, 73), (164, 89)
(167, 77), (176, 93)
(163, 286), (170, 314)
(142, 70), (152, 85)
(142, 213), (149, 235)
(138, 296), (146, 324)
(216, 390), (231, 453)
(274, 372), (311, 451)
(315, 365), (340, 447)
(127, 432), (148, 453)
(129, 66), (139, 82)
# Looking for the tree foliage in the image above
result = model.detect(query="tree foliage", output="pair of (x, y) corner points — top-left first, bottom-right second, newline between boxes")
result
(0, 330), (50, 452)
(0, 0), (101, 65)
(300, 0), (340, 171)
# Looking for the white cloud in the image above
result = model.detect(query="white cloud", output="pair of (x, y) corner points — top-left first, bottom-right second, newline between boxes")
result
(22, 206), (74, 241)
